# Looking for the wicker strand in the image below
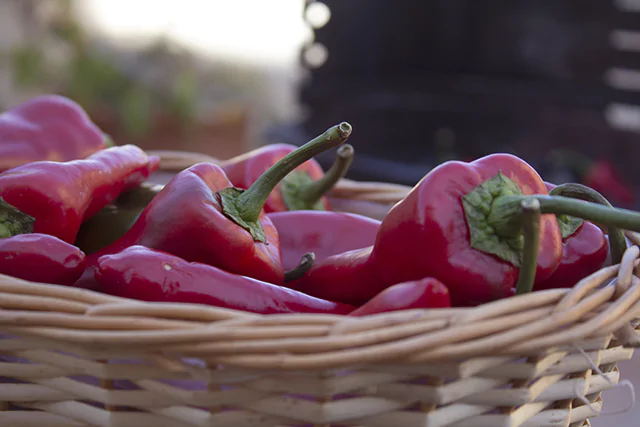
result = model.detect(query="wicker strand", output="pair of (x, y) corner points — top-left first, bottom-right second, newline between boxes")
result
(573, 345), (636, 416)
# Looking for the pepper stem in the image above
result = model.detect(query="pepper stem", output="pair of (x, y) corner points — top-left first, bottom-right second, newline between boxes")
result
(282, 144), (354, 210)
(284, 252), (316, 282)
(0, 197), (35, 238)
(550, 183), (627, 265)
(490, 194), (640, 237)
(515, 199), (541, 295)
(219, 122), (352, 242)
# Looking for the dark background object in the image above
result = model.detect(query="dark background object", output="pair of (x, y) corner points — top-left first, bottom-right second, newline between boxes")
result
(268, 0), (640, 204)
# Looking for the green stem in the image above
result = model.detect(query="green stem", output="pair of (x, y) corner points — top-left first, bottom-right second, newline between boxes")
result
(234, 122), (352, 222)
(515, 199), (541, 295)
(489, 195), (640, 238)
(0, 197), (35, 238)
(550, 183), (627, 265)
(284, 252), (315, 282)
(298, 144), (354, 206)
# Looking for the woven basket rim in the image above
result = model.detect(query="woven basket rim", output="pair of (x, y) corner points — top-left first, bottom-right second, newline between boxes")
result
(0, 252), (638, 371)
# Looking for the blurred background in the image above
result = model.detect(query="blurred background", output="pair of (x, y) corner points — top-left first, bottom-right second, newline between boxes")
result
(0, 0), (309, 160)
(1, 1), (640, 425)
(2, 0), (640, 208)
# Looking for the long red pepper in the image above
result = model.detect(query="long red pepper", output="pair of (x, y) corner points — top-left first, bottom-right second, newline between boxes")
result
(78, 123), (353, 287)
(349, 277), (452, 316)
(0, 95), (110, 171)
(0, 233), (85, 285)
(267, 210), (380, 271)
(95, 246), (354, 315)
(222, 143), (354, 212)
(0, 145), (159, 244)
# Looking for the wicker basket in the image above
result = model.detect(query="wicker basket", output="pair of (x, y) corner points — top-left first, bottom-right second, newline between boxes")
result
(1, 150), (639, 427)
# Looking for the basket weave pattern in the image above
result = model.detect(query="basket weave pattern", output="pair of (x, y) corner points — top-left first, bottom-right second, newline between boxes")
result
(0, 151), (638, 427)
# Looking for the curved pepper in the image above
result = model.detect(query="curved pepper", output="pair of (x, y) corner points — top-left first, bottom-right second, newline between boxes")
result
(0, 233), (85, 285)
(291, 154), (564, 306)
(95, 246), (354, 315)
(221, 143), (354, 213)
(533, 183), (608, 291)
(0, 95), (110, 171)
(349, 277), (452, 316)
(0, 145), (159, 244)
(267, 210), (380, 271)
(78, 123), (352, 288)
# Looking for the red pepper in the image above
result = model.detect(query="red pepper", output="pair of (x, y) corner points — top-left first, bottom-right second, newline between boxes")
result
(221, 143), (354, 213)
(267, 210), (380, 271)
(0, 95), (111, 171)
(0, 145), (159, 244)
(0, 233), (85, 285)
(78, 123), (352, 288)
(95, 246), (354, 315)
(349, 277), (452, 316)
(292, 154), (565, 306)
(582, 160), (635, 206)
(546, 150), (635, 207)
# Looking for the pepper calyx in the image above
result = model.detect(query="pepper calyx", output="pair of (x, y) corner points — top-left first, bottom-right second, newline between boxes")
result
(280, 143), (355, 212)
(0, 197), (35, 238)
(555, 214), (583, 240)
(462, 172), (525, 266)
(219, 187), (268, 244)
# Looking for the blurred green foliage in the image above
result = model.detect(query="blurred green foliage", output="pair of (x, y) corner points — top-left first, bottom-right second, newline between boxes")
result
(9, 1), (199, 137)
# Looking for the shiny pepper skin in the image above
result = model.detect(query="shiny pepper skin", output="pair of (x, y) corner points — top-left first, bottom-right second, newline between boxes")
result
(96, 246), (355, 315)
(0, 95), (110, 171)
(350, 277), (452, 316)
(268, 210), (380, 271)
(0, 145), (160, 243)
(0, 234), (85, 285)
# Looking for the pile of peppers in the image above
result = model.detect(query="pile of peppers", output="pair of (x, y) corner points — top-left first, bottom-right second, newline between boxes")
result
(2, 95), (640, 316)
